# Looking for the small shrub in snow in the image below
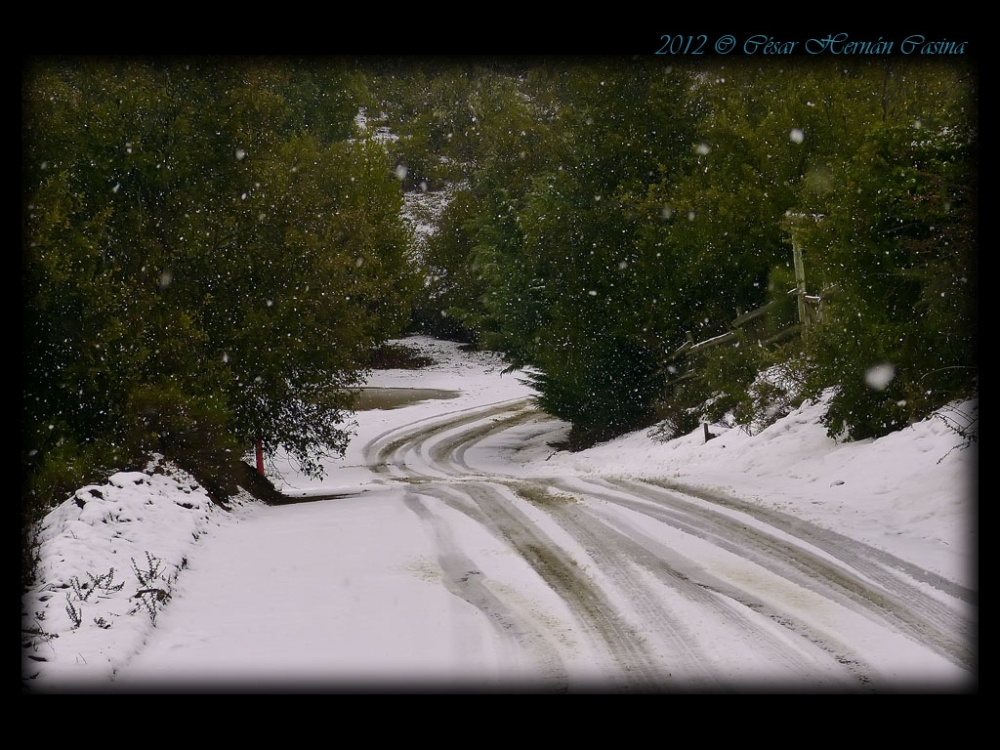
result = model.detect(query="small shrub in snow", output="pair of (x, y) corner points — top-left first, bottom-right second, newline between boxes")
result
(69, 569), (124, 603)
(65, 594), (82, 630)
(129, 552), (172, 625)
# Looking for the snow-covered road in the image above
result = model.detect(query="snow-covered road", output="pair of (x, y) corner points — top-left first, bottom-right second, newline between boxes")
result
(342, 395), (974, 690)
(95, 337), (975, 692)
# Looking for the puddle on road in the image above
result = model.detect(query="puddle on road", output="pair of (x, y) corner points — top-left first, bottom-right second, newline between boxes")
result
(352, 387), (461, 411)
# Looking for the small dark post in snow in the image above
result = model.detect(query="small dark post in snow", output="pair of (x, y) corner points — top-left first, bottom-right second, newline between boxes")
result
(256, 441), (265, 476)
(703, 423), (715, 443)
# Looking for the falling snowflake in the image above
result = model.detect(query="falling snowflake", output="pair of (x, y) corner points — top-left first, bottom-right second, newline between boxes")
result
(865, 363), (895, 391)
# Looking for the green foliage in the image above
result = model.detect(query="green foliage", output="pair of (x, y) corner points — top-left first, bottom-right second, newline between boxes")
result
(23, 58), (418, 529)
(764, 265), (801, 338)
(529, 335), (664, 449)
(126, 382), (236, 462)
(467, 61), (699, 442)
(797, 78), (977, 440)
(386, 129), (443, 191)
(689, 337), (765, 425)
(658, 332), (800, 439)
(411, 187), (487, 342)
(283, 63), (368, 144)
(406, 57), (976, 448)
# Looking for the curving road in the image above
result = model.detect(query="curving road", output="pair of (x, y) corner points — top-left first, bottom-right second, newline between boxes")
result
(359, 396), (976, 692)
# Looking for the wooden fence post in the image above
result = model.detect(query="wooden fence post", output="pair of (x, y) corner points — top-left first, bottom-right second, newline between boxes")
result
(792, 237), (807, 327)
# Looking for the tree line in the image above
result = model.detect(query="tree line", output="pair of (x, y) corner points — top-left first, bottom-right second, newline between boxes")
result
(373, 57), (977, 447)
(22, 58), (419, 580)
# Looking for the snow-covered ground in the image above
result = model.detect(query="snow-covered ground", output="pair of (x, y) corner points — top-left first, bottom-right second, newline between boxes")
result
(21, 336), (977, 693)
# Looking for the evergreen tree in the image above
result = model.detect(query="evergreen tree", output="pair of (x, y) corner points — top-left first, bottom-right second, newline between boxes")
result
(23, 58), (417, 512)
(796, 62), (977, 438)
(466, 60), (699, 444)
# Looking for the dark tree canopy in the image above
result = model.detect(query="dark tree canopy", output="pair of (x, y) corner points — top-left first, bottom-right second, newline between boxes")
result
(380, 57), (976, 446)
(24, 58), (418, 516)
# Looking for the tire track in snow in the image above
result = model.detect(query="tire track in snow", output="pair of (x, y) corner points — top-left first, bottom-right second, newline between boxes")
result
(357, 395), (974, 689)
(609, 477), (974, 672)
(430, 409), (545, 473)
(514, 481), (851, 687)
(424, 480), (674, 691)
(407, 407), (882, 684)
(640, 477), (975, 605)
(364, 398), (532, 478)
(400, 491), (569, 691)
(561, 476), (974, 675)
(540, 477), (879, 686)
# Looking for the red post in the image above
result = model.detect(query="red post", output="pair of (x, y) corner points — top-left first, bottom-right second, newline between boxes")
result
(255, 440), (265, 476)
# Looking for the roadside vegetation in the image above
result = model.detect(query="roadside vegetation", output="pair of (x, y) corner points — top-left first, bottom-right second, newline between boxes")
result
(373, 57), (977, 449)
(23, 56), (977, 589)
(22, 58), (420, 586)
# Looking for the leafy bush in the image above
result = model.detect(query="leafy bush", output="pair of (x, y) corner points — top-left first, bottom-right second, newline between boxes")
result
(797, 116), (977, 441)
(529, 335), (665, 450)
(23, 60), (419, 513)
(125, 383), (237, 461)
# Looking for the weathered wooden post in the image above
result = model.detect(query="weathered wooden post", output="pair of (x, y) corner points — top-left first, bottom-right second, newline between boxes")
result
(785, 212), (818, 330)
(792, 231), (807, 327)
